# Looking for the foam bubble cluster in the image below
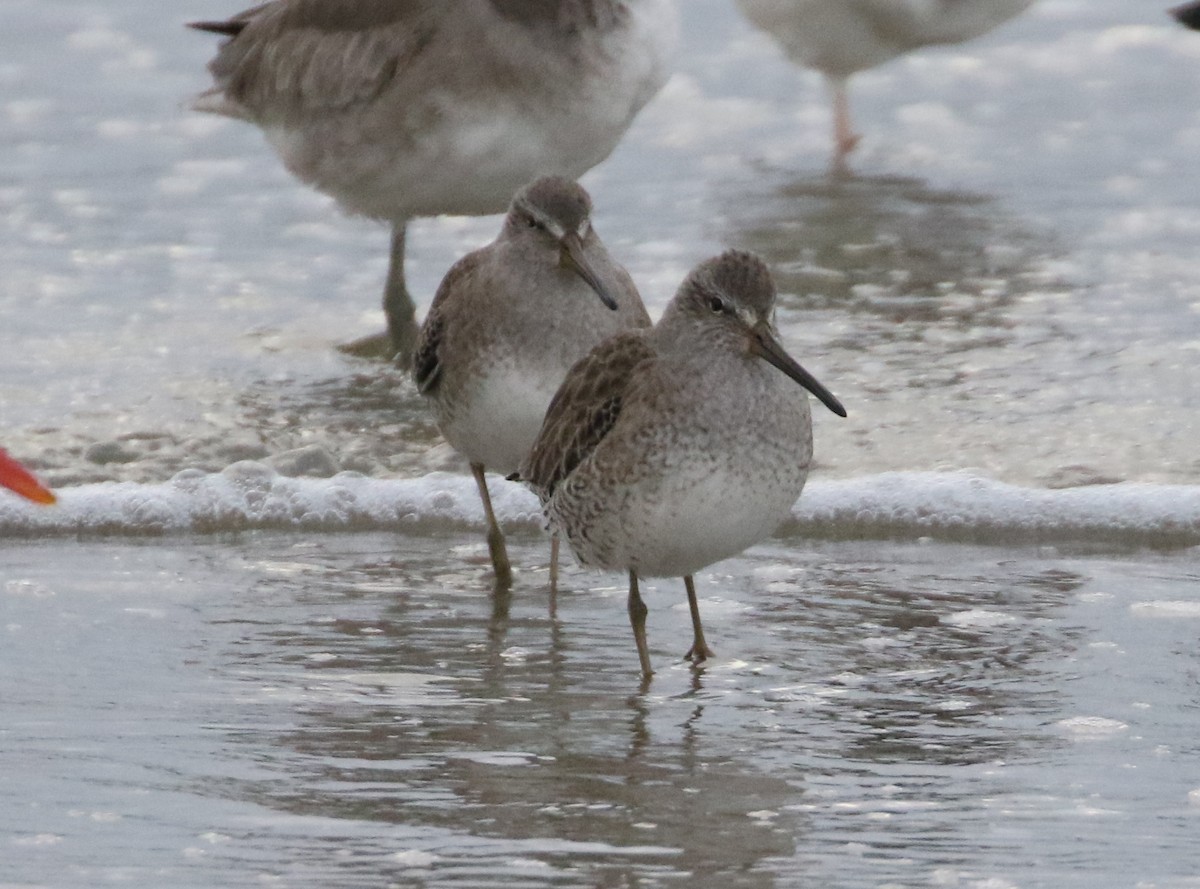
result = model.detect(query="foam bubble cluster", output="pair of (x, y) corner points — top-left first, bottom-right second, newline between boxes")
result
(2, 465), (1198, 548)
(790, 472), (1200, 547)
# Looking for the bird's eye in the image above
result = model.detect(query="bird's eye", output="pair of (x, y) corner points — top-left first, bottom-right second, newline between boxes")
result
(709, 296), (725, 314)
(527, 216), (540, 229)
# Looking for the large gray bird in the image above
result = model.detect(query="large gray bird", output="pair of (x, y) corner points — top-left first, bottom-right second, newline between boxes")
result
(191, 0), (676, 358)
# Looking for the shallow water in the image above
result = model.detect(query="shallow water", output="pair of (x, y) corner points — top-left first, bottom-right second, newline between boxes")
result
(4, 0), (1200, 491)
(4, 0), (1200, 885)
(5, 535), (1200, 887)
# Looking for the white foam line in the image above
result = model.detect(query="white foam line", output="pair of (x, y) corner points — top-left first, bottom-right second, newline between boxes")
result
(789, 472), (1200, 546)
(0, 465), (1197, 547)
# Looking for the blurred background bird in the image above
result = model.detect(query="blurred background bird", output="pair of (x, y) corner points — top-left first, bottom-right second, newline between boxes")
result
(1171, 1), (1200, 29)
(191, 0), (677, 359)
(735, 0), (1035, 172)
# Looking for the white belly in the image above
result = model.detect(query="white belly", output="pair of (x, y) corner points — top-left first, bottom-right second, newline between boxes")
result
(548, 354), (817, 578)
(625, 463), (807, 577)
(555, 446), (811, 579)
(438, 364), (561, 475)
(263, 2), (676, 221)
(736, 0), (1033, 79)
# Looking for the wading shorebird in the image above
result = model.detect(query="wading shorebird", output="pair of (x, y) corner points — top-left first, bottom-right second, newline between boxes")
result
(735, 0), (1035, 172)
(190, 0), (676, 359)
(520, 250), (846, 676)
(413, 176), (650, 590)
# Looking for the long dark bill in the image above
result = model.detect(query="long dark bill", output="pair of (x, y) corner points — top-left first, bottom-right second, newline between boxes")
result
(750, 322), (847, 417)
(560, 232), (619, 311)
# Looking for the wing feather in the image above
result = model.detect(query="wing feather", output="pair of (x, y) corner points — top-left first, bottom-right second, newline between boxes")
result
(520, 332), (655, 499)
(192, 0), (441, 120)
(411, 257), (480, 395)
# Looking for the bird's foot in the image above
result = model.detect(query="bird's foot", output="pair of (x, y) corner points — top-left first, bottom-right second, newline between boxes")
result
(336, 330), (397, 361)
(830, 138), (860, 179)
(683, 643), (714, 664)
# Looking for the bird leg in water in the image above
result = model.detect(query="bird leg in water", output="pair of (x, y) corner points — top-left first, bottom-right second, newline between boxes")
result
(829, 78), (861, 174)
(471, 463), (513, 589)
(683, 574), (714, 662)
(338, 223), (420, 361)
(628, 570), (653, 677)
(549, 534), (561, 614)
(384, 222), (420, 362)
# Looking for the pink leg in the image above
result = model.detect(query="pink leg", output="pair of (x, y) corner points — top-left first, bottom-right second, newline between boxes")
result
(829, 77), (860, 174)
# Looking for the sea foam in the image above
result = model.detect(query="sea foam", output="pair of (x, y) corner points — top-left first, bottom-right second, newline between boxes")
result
(0, 463), (1197, 547)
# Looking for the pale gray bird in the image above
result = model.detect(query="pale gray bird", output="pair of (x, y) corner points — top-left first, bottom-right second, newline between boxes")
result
(190, 0), (676, 358)
(413, 176), (650, 589)
(736, 0), (1035, 172)
(521, 250), (846, 676)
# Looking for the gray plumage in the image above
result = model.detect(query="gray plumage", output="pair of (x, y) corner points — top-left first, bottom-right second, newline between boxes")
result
(521, 250), (846, 675)
(735, 0), (1034, 170)
(191, 0), (676, 356)
(413, 175), (650, 587)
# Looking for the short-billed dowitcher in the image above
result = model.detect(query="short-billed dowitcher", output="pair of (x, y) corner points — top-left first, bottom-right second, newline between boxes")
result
(520, 250), (845, 675)
(414, 176), (650, 588)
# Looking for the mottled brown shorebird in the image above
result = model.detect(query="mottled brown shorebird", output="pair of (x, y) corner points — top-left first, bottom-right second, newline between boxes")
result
(520, 250), (846, 676)
(735, 0), (1034, 172)
(413, 176), (650, 588)
(190, 0), (676, 359)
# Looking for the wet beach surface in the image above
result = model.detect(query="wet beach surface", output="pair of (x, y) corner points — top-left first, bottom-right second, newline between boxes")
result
(5, 534), (1200, 887)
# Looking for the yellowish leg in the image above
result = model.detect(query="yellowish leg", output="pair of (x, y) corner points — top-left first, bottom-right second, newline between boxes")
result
(383, 222), (420, 361)
(338, 222), (416, 360)
(471, 462), (512, 589)
(628, 570), (653, 677)
(548, 534), (560, 616)
(682, 575), (714, 663)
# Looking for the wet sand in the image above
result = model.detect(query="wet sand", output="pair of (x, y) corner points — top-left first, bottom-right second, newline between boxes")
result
(4, 533), (1200, 886)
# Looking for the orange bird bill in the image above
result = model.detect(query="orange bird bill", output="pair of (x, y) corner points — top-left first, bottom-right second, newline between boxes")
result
(0, 448), (56, 505)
